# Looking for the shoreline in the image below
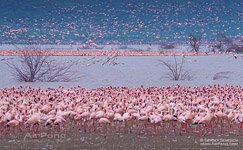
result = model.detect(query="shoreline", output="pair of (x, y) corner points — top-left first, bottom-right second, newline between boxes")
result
(0, 43), (240, 56)
(0, 49), (209, 56)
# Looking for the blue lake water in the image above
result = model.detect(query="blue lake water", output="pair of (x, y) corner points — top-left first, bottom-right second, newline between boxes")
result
(0, 0), (242, 44)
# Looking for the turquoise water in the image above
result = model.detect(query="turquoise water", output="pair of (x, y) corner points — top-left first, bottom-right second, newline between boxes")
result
(0, 0), (242, 44)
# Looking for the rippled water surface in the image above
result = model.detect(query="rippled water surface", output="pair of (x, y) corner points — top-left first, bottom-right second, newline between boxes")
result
(0, 0), (242, 44)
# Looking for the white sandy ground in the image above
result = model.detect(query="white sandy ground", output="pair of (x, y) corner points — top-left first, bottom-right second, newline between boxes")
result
(0, 54), (243, 88)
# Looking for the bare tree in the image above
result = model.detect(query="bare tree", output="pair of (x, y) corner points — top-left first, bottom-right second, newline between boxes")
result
(83, 55), (124, 67)
(188, 34), (202, 53)
(211, 31), (233, 52)
(102, 55), (124, 66)
(6, 46), (79, 82)
(211, 32), (243, 53)
(158, 56), (193, 81)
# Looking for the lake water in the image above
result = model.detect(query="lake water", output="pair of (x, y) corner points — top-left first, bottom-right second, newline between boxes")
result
(0, 0), (242, 44)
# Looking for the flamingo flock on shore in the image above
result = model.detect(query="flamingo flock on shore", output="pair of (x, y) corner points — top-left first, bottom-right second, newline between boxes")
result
(0, 85), (242, 138)
(0, 49), (208, 57)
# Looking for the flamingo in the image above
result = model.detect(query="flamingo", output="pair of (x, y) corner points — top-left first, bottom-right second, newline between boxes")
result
(7, 120), (19, 126)
(3, 111), (12, 122)
(0, 85), (242, 136)
(40, 104), (52, 114)
(98, 118), (111, 133)
(98, 118), (111, 124)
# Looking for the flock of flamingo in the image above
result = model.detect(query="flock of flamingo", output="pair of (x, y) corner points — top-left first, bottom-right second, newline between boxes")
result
(0, 85), (242, 138)
(1, 1), (242, 45)
(0, 49), (207, 56)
